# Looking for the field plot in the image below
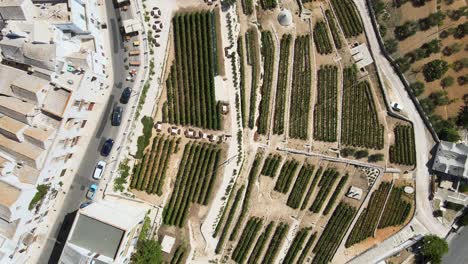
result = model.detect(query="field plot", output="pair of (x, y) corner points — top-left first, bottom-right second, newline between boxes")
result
(261, 153), (282, 177)
(232, 217), (263, 263)
(274, 159), (300, 194)
(314, 21), (333, 54)
(341, 66), (384, 149)
(330, 0), (363, 38)
(130, 135), (178, 195)
(378, 186), (412, 229)
(238, 36), (247, 127)
(313, 65), (338, 142)
(287, 163), (316, 209)
(256, 31), (276, 134)
(246, 28), (260, 129)
(389, 125), (416, 166)
(164, 11), (221, 130)
(325, 10), (343, 49)
(283, 227), (311, 263)
(273, 34), (292, 135)
(163, 142), (222, 227)
(289, 35), (312, 140)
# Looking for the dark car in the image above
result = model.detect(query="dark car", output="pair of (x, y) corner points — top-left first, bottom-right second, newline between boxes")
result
(120, 87), (132, 104)
(100, 138), (114, 157)
(111, 105), (123, 126)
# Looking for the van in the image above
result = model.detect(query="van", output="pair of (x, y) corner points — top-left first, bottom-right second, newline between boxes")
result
(93, 160), (106, 180)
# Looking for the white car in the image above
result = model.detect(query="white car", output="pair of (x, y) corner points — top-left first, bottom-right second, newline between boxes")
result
(92, 160), (106, 180)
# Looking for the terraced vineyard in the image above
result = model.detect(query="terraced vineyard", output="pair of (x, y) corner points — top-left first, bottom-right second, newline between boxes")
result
(130, 135), (177, 195)
(257, 31), (275, 134)
(163, 142), (221, 227)
(346, 182), (391, 247)
(261, 153), (282, 177)
(301, 167), (324, 210)
(274, 159), (300, 194)
(289, 35), (312, 140)
(341, 66), (384, 149)
(232, 217), (263, 263)
(283, 227), (311, 263)
(247, 221), (274, 263)
(378, 187), (412, 229)
(325, 10), (342, 49)
(330, 0), (363, 38)
(246, 28), (260, 129)
(310, 168), (340, 213)
(287, 164), (316, 209)
(273, 34), (292, 135)
(313, 65), (338, 142)
(165, 11), (221, 130)
(262, 222), (289, 263)
(314, 21), (333, 54)
(390, 125), (416, 166)
(312, 203), (356, 264)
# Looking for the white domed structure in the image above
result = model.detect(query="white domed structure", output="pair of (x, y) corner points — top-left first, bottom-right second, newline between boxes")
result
(278, 9), (293, 27)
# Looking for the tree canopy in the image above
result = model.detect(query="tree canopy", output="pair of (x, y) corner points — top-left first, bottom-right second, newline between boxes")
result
(423, 59), (449, 82)
(131, 239), (163, 264)
(420, 235), (449, 264)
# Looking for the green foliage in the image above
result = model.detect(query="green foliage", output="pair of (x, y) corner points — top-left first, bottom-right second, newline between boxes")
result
(444, 201), (464, 211)
(114, 159), (130, 192)
(418, 11), (446, 31)
(131, 239), (162, 264)
(310, 168), (340, 213)
(323, 174), (349, 215)
(283, 228), (311, 263)
(29, 184), (49, 210)
(441, 76), (454, 87)
(287, 164), (316, 209)
(314, 21), (333, 54)
(378, 187), (412, 228)
(136, 116), (154, 159)
(325, 10), (342, 49)
(238, 37), (247, 128)
(423, 59), (449, 82)
(354, 149), (369, 159)
(232, 217), (263, 263)
(368, 153), (385, 163)
(330, 0), (363, 38)
(314, 65), (338, 142)
(389, 125), (416, 166)
(246, 28), (259, 129)
(257, 31), (275, 134)
(248, 221), (275, 263)
(262, 222), (289, 263)
(384, 39), (398, 54)
(340, 147), (356, 157)
(394, 21), (418, 41)
(297, 232), (317, 264)
(457, 106), (468, 129)
(274, 159), (300, 194)
(410, 81), (425, 96)
(459, 211), (468, 226)
(242, 0), (254, 15)
(260, 0), (277, 10)
(430, 116), (461, 142)
(273, 34), (292, 134)
(420, 235), (449, 264)
(301, 167), (324, 210)
(170, 246), (185, 264)
(261, 154), (282, 177)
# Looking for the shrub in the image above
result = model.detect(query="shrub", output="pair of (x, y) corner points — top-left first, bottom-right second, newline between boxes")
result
(29, 184), (49, 210)
(354, 150), (369, 159)
(330, 0), (363, 38)
(423, 59), (449, 82)
(410, 81), (425, 96)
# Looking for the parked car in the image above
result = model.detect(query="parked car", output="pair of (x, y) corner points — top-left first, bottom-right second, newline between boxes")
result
(79, 201), (92, 209)
(111, 105), (123, 126)
(120, 87), (132, 104)
(92, 160), (106, 180)
(86, 184), (98, 200)
(100, 138), (114, 157)
(391, 102), (403, 112)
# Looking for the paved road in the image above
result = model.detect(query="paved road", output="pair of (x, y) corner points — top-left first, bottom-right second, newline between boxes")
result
(353, 0), (447, 238)
(442, 227), (468, 264)
(37, 2), (138, 263)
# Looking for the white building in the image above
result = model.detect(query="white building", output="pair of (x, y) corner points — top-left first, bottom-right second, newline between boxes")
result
(58, 200), (147, 264)
(433, 141), (468, 179)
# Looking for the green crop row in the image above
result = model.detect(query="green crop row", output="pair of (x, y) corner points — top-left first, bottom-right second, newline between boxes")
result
(273, 34), (292, 135)
(313, 65), (338, 142)
(310, 168), (340, 213)
(165, 12), (221, 130)
(330, 0), (363, 38)
(261, 153), (282, 177)
(325, 10), (342, 49)
(163, 142), (221, 227)
(238, 36), (247, 128)
(242, 0), (254, 16)
(283, 227), (311, 263)
(214, 184), (238, 238)
(247, 221), (275, 264)
(246, 28), (260, 129)
(274, 159), (300, 194)
(323, 173), (349, 215)
(262, 222), (289, 263)
(130, 135), (176, 195)
(170, 245), (185, 264)
(314, 21), (333, 54)
(341, 66), (384, 149)
(289, 35), (312, 140)
(257, 31), (275, 134)
(312, 203), (356, 264)
(287, 164), (316, 209)
(346, 182), (391, 247)
(378, 187), (412, 229)
(389, 125), (416, 166)
(260, 0), (277, 10)
(300, 167), (324, 210)
(297, 232), (317, 264)
(232, 217), (263, 263)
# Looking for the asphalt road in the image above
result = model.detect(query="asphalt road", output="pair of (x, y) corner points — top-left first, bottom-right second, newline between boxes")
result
(37, 2), (137, 263)
(442, 227), (468, 264)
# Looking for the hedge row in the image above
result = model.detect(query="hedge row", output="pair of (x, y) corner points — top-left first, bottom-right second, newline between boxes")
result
(246, 28), (260, 129)
(287, 164), (316, 209)
(214, 184), (238, 238)
(300, 167), (324, 210)
(215, 185), (245, 254)
(170, 245), (185, 264)
(274, 159), (300, 194)
(261, 222), (289, 263)
(242, 0), (254, 16)
(238, 36), (247, 128)
(130, 135), (176, 195)
(330, 0), (363, 38)
(313, 65), (338, 142)
(260, 0), (277, 10)
(310, 168), (340, 213)
(346, 182), (391, 247)
(325, 10), (342, 49)
(297, 232), (317, 264)
(283, 227), (311, 263)
(323, 173), (349, 215)
(163, 142), (221, 227)
(166, 12), (220, 130)
(230, 154), (263, 241)
(389, 125), (416, 166)
(261, 153), (282, 177)
(273, 34), (292, 135)
(314, 21), (333, 54)
(312, 203), (356, 264)
(289, 35), (312, 140)
(232, 217), (263, 263)
(378, 187), (412, 229)
(341, 66), (384, 149)
(247, 221), (275, 264)
(257, 31), (275, 134)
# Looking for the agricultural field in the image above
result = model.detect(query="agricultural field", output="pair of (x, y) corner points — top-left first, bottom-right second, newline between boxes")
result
(313, 65), (338, 142)
(389, 124), (416, 166)
(246, 28), (260, 129)
(238, 36), (247, 127)
(261, 153), (282, 177)
(330, 0), (364, 38)
(325, 9), (343, 49)
(314, 21), (333, 54)
(164, 11), (221, 130)
(256, 31), (275, 134)
(273, 34), (292, 135)
(274, 159), (300, 194)
(378, 186), (412, 229)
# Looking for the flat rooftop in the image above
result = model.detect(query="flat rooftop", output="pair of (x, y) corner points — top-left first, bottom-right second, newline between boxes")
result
(24, 126), (54, 144)
(0, 96), (36, 116)
(0, 65), (26, 97)
(11, 73), (49, 95)
(0, 133), (44, 168)
(0, 180), (21, 207)
(69, 214), (124, 260)
(0, 115), (27, 136)
(42, 87), (71, 118)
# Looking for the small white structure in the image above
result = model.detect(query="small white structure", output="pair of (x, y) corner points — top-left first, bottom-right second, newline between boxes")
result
(278, 9), (293, 27)
(122, 19), (142, 34)
(170, 127), (180, 135)
(161, 235), (175, 254)
(350, 43), (374, 69)
(404, 186), (414, 194)
(155, 122), (162, 132)
(346, 186), (363, 200)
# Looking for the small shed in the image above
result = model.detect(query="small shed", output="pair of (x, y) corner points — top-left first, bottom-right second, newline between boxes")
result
(346, 186), (363, 200)
(161, 235), (175, 254)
